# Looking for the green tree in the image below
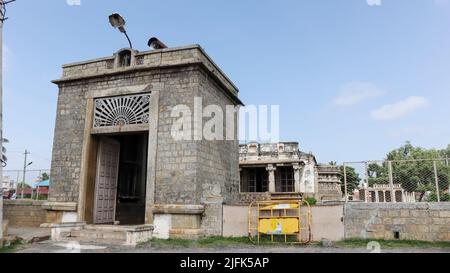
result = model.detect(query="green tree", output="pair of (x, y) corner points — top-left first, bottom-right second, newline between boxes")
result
(341, 165), (361, 194)
(38, 172), (50, 182)
(17, 183), (31, 189)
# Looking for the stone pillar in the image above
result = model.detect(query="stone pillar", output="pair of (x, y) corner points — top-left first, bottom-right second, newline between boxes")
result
(375, 190), (380, 203)
(266, 164), (276, 193)
(293, 163), (302, 193)
(383, 190), (387, 203)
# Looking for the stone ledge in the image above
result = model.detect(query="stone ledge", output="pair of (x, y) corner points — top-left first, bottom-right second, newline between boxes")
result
(3, 200), (45, 206)
(169, 228), (203, 240)
(42, 202), (77, 211)
(153, 204), (205, 215)
(345, 203), (432, 210)
(124, 225), (154, 233)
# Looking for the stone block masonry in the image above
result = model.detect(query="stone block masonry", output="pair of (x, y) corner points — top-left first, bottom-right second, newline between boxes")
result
(344, 203), (450, 242)
(3, 200), (47, 228)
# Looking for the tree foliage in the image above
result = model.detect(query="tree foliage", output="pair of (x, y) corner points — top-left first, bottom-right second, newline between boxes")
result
(341, 166), (361, 194)
(38, 172), (50, 182)
(17, 183), (31, 189)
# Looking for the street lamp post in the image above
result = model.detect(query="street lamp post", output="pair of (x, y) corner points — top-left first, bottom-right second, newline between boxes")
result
(108, 13), (133, 49)
(20, 149), (31, 199)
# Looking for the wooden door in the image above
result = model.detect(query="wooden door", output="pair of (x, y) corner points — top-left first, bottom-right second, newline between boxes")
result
(93, 137), (120, 224)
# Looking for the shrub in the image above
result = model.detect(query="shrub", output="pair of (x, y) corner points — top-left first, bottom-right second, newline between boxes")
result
(304, 196), (317, 206)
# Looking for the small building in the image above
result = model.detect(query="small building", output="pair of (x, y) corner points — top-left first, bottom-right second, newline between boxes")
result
(359, 183), (416, 203)
(2, 176), (14, 192)
(238, 142), (342, 203)
(33, 180), (50, 199)
(47, 43), (242, 239)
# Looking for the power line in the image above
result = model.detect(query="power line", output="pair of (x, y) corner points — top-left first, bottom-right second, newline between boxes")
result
(0, 0), (16, 22)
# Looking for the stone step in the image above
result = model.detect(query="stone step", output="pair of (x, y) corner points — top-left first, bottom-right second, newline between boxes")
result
(70, 229), (127, 241)
(84, 225), (129, 232)
(271, 193), (303, 200)
(50, 223), (154, 246)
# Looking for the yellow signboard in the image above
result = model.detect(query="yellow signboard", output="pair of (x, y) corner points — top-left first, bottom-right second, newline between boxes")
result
(258, 218), (299, 235)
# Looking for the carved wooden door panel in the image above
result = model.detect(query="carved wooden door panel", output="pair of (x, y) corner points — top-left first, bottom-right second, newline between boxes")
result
(93, 137), (120, 224)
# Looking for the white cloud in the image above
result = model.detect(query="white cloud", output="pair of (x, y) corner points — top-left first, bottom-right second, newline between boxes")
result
(333, 81), (385, 106)
(370, 96), (430, 121)
(367, 0), (382, 6)
(434, 0), (450, 7)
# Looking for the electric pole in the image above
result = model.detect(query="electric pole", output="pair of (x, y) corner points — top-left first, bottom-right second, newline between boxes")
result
(20, 149), (30, 199)
(0, 0), (16, 248)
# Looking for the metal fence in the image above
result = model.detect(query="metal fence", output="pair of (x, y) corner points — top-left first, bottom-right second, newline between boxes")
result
(2, 169), (51, 200)
(343, 159), (450, 203)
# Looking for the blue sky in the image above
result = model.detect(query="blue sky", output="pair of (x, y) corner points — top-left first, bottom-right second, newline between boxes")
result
(3, 0), (450, 171)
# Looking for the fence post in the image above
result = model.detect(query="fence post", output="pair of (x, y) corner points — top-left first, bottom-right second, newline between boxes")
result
(343, 163), (348, 203)
(388, 161), (396, 203)
(433, 160), (441, 202)
(365, 161), (369, 200)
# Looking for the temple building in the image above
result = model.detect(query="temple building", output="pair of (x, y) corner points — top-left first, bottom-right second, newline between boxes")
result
(46, 43), (242, 242)
(239, 142), (342, 203)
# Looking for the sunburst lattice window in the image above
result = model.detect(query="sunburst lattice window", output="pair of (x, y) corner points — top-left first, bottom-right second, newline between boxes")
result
(93, 94), (150, 128)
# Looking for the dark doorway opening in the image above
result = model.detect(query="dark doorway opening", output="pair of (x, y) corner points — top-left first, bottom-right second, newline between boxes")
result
(240, 167), (268, 192)
(277, 166), (294, 193)
(91, 132), (148, 225)
(113, 133), (148, 225)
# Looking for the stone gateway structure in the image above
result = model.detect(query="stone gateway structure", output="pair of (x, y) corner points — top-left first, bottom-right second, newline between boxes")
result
(47, 44), (242, 240)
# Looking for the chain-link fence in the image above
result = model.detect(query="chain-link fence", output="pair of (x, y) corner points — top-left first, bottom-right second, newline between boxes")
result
(2, 169), (51, 200)
(343, 159), (450, 203)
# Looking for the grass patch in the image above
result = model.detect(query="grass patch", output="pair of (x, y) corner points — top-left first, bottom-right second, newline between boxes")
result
(140, 236), (317, 249)
(0, 238), (23, 253)
(141, 237), (252, 249)
(336, 239), (450, 249)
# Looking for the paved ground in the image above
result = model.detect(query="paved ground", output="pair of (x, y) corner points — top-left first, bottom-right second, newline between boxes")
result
(7, 227), (51, 244)
(6, 227), (450, 253)
(14, 240), (450, 253)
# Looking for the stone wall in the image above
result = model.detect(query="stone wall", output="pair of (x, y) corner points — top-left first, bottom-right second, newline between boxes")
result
(3, 200), (46, 228)
(344, 203), (450, 242)
(154, 67), (205, 205)
(0, 195), (3, 244)
(49, 79), (87, 203)
(238, 192), (272, 204)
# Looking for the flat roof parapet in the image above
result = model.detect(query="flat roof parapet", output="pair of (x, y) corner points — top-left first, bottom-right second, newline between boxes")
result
(52, 45), (240, 100)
